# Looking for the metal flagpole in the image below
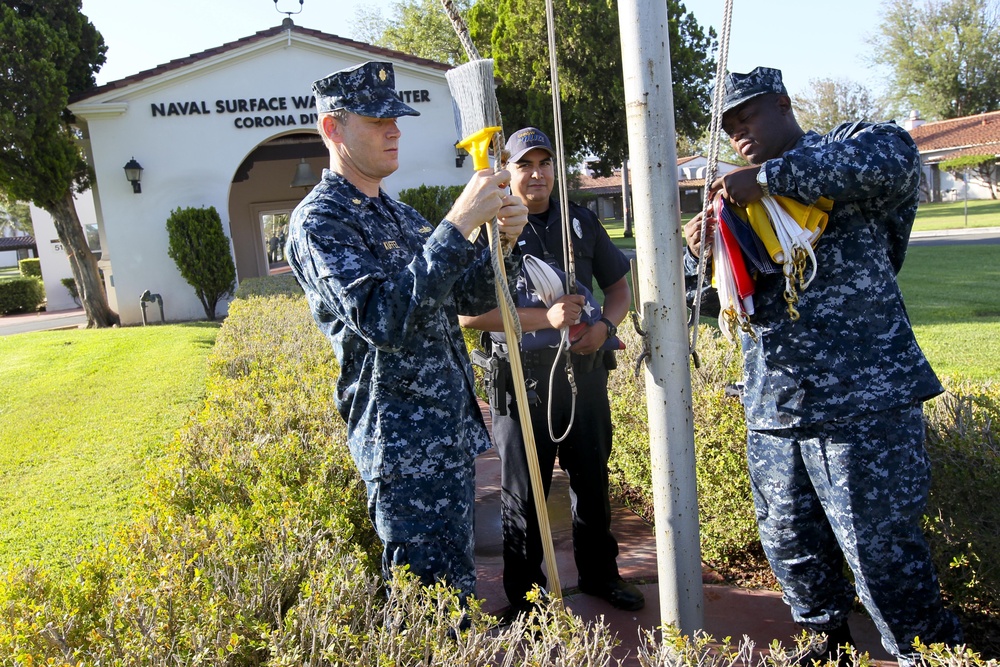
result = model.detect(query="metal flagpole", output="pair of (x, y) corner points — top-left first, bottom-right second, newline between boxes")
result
(616, 0), (704, 634)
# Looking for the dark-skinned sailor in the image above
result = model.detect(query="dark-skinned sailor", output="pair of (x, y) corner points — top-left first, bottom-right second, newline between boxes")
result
(684, 67), (962, 665)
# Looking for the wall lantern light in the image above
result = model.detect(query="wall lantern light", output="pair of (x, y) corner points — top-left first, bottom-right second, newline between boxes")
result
(455, 143), (467, 169)
(290, 158), (320, 188)
(123, 157), (143, 193)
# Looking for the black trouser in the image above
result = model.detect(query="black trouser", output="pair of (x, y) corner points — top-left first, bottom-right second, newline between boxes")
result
(490, 352), (620, 607)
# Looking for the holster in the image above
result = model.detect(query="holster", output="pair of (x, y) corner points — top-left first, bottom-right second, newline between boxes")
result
(471, 348), (509, 416)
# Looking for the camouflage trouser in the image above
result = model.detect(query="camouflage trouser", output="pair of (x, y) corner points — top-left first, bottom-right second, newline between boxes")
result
(747, 403), (962, 661)
(365, 462), (477, 604)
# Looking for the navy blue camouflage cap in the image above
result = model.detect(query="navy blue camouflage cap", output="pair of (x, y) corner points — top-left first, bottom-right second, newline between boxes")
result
(505, 127), (555, 163)
(721, 66), (787, 114)
(312, 61), (420, 118)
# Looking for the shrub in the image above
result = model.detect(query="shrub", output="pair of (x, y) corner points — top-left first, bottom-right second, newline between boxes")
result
(0, 279), (376, 662)
(608, 324), (766, 584)
(923, 379), (1000, 652)
(18, 257), (41, 278)
(234, 273), (303, 300)
(60, 277), (80, 305)
(0, 276), (45, 314)
(165, 206), (237, 320)
(1, 275), (994, 664)
(398, 184), (464, 225)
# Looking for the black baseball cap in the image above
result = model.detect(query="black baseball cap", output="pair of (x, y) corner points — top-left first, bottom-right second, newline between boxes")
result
(505, 127), (555, 163)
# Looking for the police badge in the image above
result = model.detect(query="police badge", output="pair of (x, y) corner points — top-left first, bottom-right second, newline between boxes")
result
(572, 217), (583, 239)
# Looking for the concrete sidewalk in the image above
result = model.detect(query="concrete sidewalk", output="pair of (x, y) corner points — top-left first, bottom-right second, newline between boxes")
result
(0, 307), (87, 336)
(473, 404), (895, 666)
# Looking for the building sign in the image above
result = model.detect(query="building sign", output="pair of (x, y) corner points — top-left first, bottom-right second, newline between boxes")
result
(149, 91), (432, 129)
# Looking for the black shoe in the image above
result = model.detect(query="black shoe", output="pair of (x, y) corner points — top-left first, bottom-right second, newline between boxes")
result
(797, 622), (856, 667)
(578, 578), (645, 611)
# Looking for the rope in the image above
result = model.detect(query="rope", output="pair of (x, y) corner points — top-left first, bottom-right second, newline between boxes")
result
(544, 0), (576, 295)
(440, 0), (480, 60)
(690, 0), (734, 362)
(543, 0), (579, 443)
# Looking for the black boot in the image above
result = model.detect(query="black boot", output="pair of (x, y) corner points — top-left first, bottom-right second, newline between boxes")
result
(797, 622), (856, 667)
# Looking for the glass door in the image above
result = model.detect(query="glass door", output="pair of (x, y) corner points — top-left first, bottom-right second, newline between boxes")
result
(260, 210), (291, 274)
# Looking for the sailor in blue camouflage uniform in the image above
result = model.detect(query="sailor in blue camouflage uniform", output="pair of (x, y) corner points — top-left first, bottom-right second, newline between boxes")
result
(284, 61), (528, 604)
(683, 67), (962, 664)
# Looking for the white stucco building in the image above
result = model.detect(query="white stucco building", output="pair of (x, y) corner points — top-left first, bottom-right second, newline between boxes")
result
(30, 19), (470, 323)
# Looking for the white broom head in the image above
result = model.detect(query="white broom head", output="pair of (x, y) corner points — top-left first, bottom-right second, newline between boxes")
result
(446, 59), (502, 141)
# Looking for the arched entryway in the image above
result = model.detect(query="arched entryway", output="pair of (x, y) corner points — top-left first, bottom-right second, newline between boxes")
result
(227, 130), (325, 281)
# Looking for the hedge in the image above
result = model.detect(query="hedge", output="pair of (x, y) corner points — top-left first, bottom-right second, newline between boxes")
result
(0, 276), (45, 314)
(18, 257), (41, 278)
(0, 276), (994, 665)
(397, 184), (465, 225)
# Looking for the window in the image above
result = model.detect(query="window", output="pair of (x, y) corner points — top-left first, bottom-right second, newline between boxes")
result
(260, 210), (291, 273)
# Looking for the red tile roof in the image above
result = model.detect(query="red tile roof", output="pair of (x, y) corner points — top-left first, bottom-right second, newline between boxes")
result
(573, 156), (707, 194)
(72, 22), (451, 104)
(908, 110), (1000, 162)
(572, 171), (622, 195)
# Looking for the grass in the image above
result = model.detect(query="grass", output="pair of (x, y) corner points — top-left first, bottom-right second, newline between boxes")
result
(899, 245), (1000, 381)
(912, 198), (1000, 231)
(0, 322), (219, 566)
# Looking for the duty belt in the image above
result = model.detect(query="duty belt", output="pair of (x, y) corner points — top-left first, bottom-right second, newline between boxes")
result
(493, 343), (604, 374)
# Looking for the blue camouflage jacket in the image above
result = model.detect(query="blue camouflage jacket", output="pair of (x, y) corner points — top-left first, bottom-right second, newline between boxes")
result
(286, 169), (516, 480)
(688, 121), (943, 430)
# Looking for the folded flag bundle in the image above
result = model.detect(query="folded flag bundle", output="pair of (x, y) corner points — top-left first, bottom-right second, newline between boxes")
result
(713, 193), (833, 337)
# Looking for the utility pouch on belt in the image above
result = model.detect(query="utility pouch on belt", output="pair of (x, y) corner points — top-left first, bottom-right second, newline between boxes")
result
(471, 349), (508, 416)
(603, 349), (618, 372)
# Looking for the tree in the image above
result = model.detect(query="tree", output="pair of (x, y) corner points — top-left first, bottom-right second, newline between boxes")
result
(398, 184), (465, 224)
(466, 0), (715, 175)
(939, 154), (1000, 199)
(352, 0), (470, 66)
(871, 0), (1000, 119)
(793, 78), (888, 135)
(0, 191), (32, 236)
(0, 1), (118, 326)
(165, 206), (236, 321)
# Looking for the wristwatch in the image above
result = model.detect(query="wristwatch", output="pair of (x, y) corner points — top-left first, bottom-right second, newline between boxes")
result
(599, 317), (617, 339)
(756, 165), (770, 197)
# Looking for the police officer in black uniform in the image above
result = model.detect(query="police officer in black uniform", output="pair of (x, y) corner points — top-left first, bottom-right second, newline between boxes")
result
(460, 127), (642, 614)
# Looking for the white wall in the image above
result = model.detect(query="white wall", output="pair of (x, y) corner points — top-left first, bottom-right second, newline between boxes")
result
(931, 164), (998, 202)
(68, 30), (469, 325)
(28, 192), (97, 313)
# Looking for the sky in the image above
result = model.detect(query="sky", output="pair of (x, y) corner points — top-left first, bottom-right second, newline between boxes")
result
(81, 0), (890, 95)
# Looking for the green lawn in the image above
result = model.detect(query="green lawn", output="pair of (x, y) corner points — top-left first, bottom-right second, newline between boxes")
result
(0, 323), (219, 566)
(899, 245), (1000, 381)
(911, 198), (1000, 231)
